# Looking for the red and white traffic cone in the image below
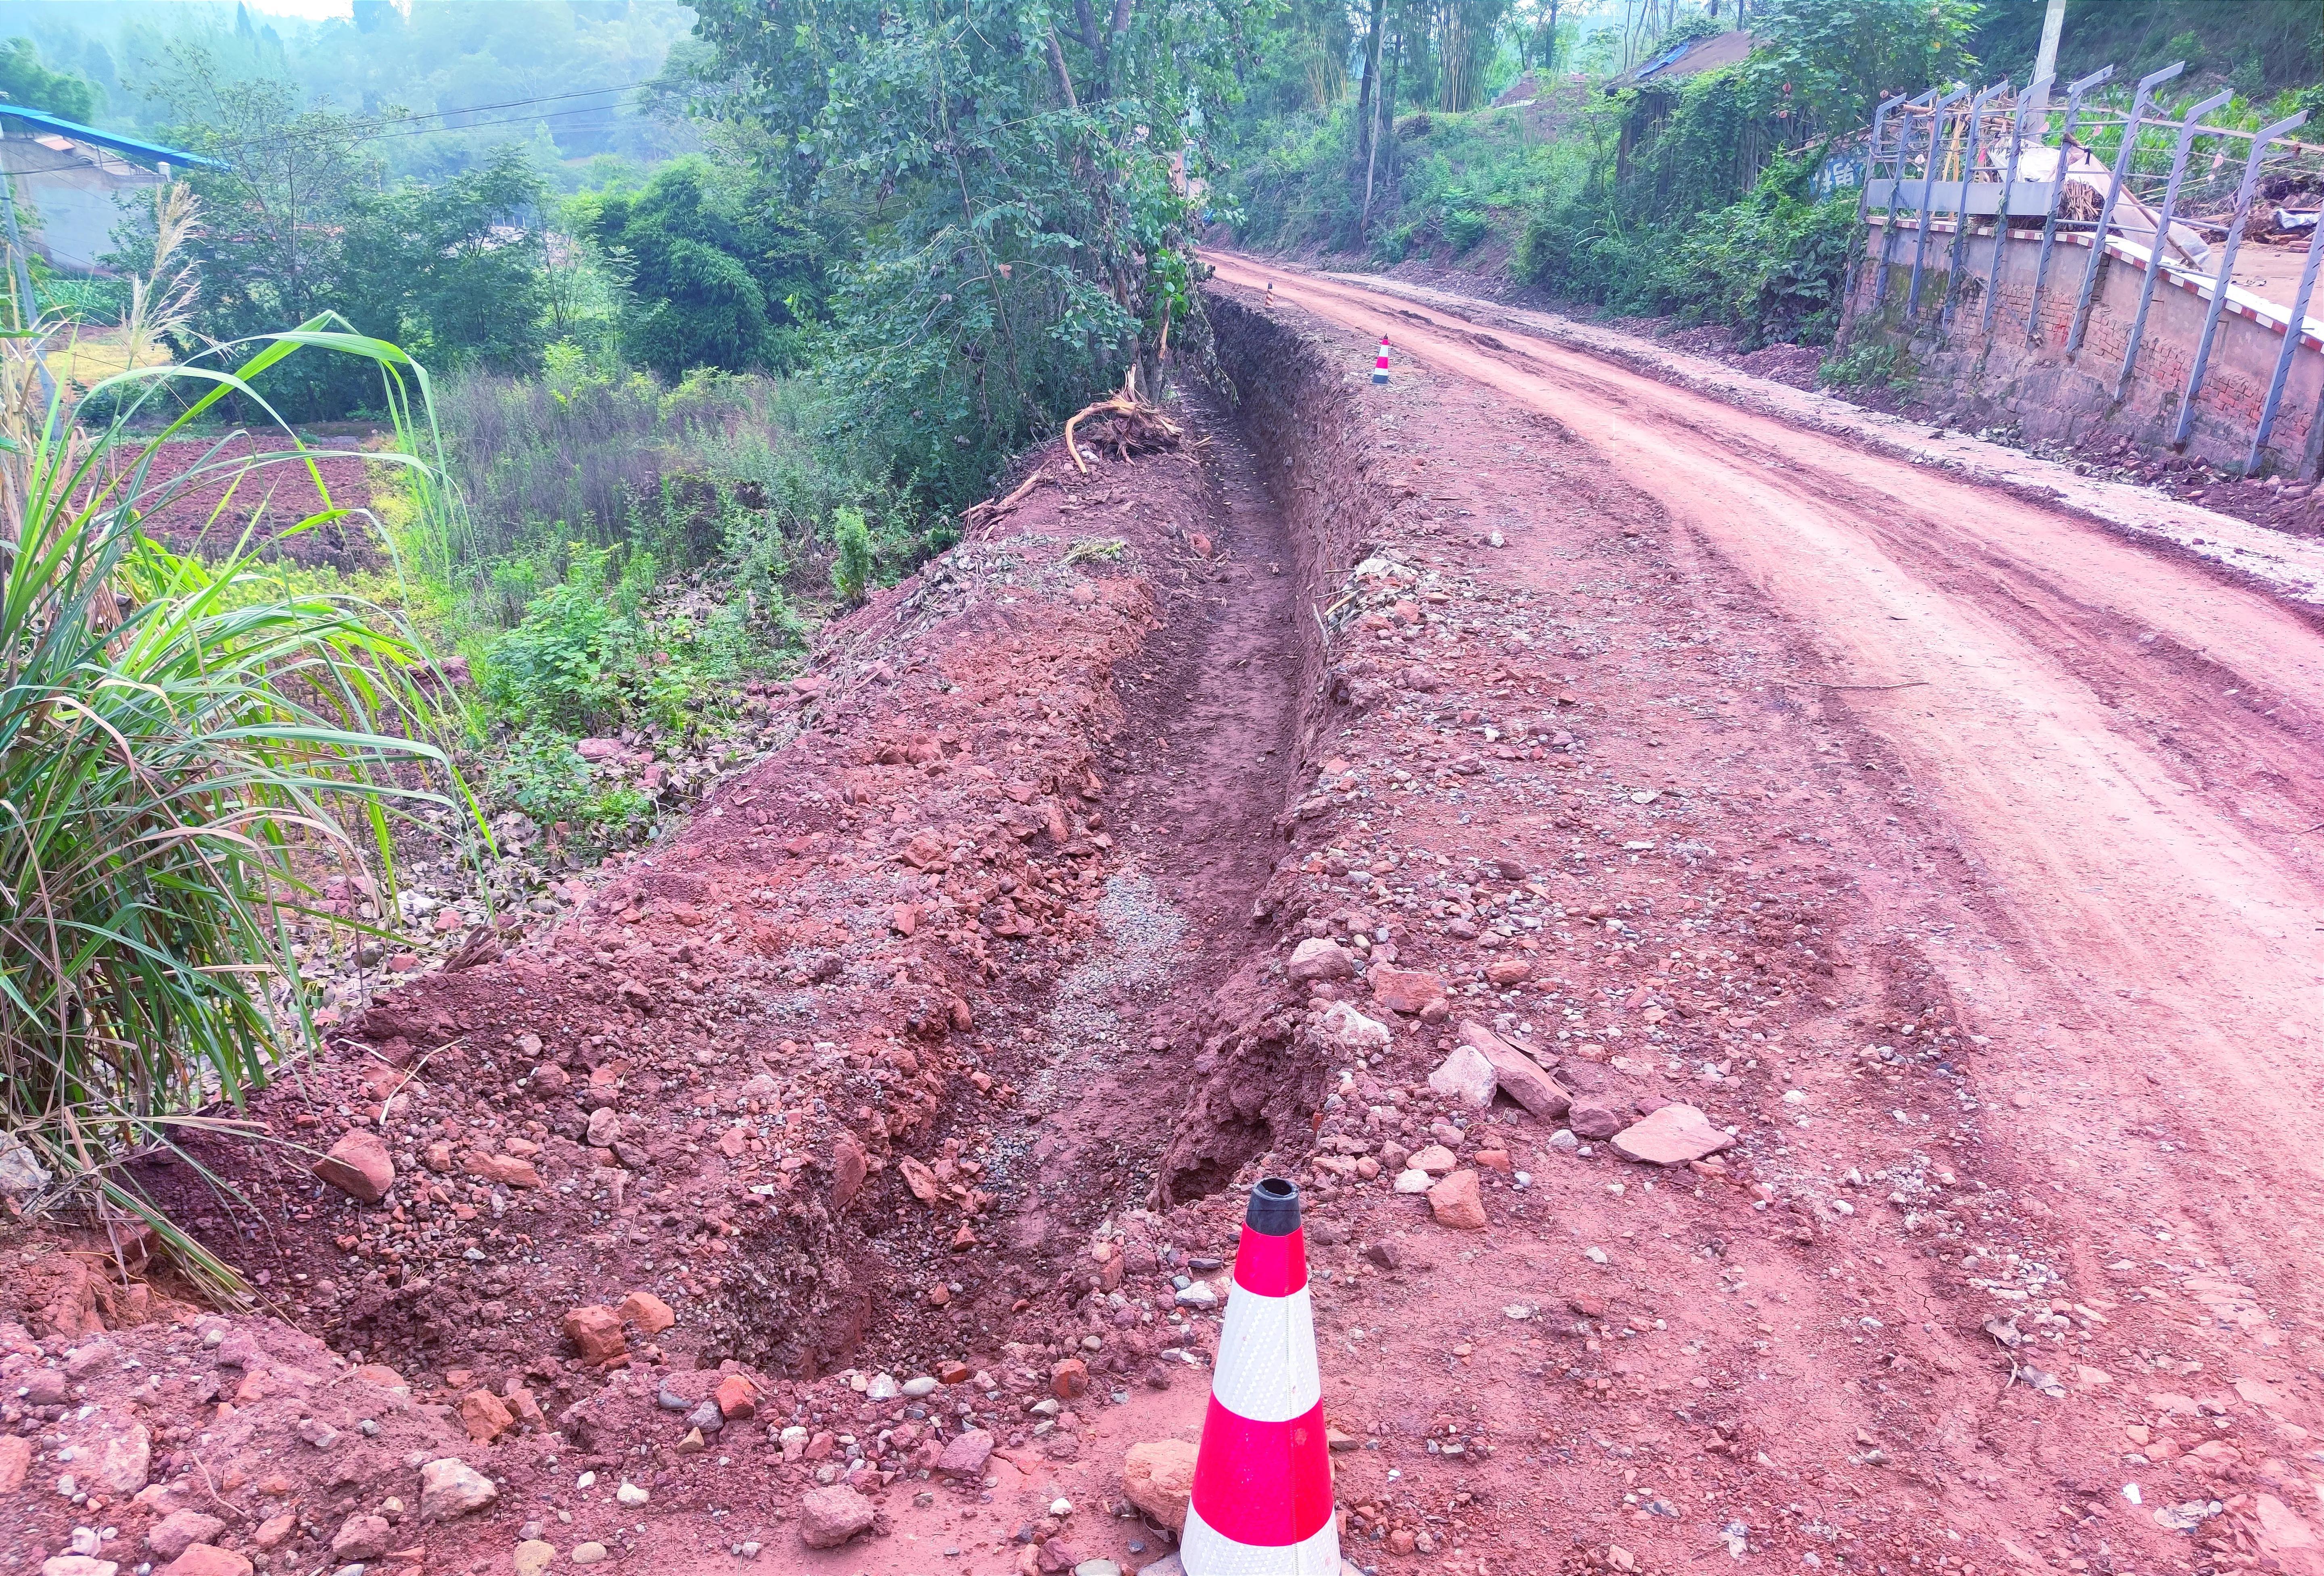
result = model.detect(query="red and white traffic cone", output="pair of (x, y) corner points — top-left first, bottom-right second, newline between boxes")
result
(1182, 1177), (1340, 1574)
(1372, 336), (1391, 385)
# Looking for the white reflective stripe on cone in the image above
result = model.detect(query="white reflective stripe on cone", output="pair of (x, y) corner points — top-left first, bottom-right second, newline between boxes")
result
(1181, 1502), (1344, 1575)
(1208, 1284), (1320, 1423)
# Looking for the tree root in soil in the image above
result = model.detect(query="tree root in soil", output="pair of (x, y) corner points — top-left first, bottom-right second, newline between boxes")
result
(1064, 371), (1184, 473)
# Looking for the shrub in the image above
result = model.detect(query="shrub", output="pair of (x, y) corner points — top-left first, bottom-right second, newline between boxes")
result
(487, 730), (656, 845)
(830, 506), (873, 603)
(477, 543), (641, 734)
(1818, 338), (1915, 393)
(1442, 207), (1492, 253)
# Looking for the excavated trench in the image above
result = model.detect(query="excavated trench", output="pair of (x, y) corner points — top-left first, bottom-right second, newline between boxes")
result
(712, 299), (1400, 1371)
(127, 292), (1390, 1401)
(826, 333), (1399, 1357)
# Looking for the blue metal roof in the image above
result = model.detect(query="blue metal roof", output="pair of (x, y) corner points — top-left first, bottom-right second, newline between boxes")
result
(1634, 40), (1695, 81)
(0, 106), (226, 171)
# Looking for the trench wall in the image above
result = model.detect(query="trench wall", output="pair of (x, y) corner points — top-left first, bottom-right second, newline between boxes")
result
(1846, 223), (2324, 475)
(1206, 289), (1405, 767)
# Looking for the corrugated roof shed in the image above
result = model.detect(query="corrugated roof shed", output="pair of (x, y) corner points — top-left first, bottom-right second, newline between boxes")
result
(0, 106), (226, 170)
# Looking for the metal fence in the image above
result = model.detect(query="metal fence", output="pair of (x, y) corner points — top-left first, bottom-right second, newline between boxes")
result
(1856, 66), (2324, 474)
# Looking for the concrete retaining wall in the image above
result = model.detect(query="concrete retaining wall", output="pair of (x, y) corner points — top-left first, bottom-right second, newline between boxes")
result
(1845, 222), (2323, 476)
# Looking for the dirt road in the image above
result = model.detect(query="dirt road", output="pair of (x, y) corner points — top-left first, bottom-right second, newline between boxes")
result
(1210, 251), (2324, 1181)
(1204, 253), (2324, 1570)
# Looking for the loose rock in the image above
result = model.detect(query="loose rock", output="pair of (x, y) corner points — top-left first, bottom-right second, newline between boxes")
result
(1286, 938), (1356, 984)
(330, 1514), (392, 1562)
(459, 1390), (516, 1442)
(1368, 966), (1446, 1015)
(83, 1418), (149, 1494)
(1425, 1043), (1496, 1109)
(938, 1428), (995, 1478)
(561, 1306), (625, 1366)
(616, 1289), (676, 1335)
(1610, 1104), (1734, 1165)
(1427, 1169), (1488, 1230)
(798, 1484), (878, 1548)
(148, 1511), (228, 1560)
(418, 1457), (499, 1522)
(313, 1129), (394, 1204)
(1567, 1099), (1626, 1141)
(1407, 1144), (1458, 1176)
(161, 1549), (251, 1576)
(1459, 1021), (1571, 1118)
(1313, 1002), (1390, 1059)
(1122, 1438), (1197, 1531)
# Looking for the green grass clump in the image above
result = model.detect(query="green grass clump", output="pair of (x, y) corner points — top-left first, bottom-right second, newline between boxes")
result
(0, 319), (473, 1301)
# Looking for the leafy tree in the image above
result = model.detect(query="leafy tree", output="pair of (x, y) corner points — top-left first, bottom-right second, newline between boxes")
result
(338, 146), (553, 376)
(566, 156), (821, 379)
(687, 0), (1257, 507)
(1747, 0), (1980, 134)
(0, 36), (101, 121)
(119, 42), (552, 416)
(830, 505), (872, 602)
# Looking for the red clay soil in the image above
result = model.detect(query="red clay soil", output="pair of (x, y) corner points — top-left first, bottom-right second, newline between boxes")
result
(10, 263), (2324, 1576)
(95, 431), (380, 568)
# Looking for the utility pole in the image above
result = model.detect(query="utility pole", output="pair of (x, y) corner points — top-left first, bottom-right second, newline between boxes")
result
(2031, 0), (2067, 112)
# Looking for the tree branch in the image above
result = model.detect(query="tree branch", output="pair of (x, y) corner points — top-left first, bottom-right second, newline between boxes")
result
(1047, 27), (1080, 109)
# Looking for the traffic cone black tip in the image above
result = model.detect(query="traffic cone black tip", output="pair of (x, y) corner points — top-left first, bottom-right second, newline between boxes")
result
(1245, 1175), (1301, 1235)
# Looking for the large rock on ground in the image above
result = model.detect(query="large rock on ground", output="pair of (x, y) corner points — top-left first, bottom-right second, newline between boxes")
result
(329, 1514), (392, 1561)
(1407, 1144), (1458, 1177)
(1425, 1043), (1496, 1108)
(1314, 1002), (1390, 1059)
(312, 1129), (393, 1204)
(458, 1389), (516, 1442)
(1368, 965), (1446, 1015)
(83, 1416), (149, 1494)
(1459, 1021), (1570, 1118)
(160, 1549), (251, 1576)
(798, 1484), (876, 1548)
(418, 1457), (498, 1521)
(0, 1433), (35, 1492)
(1286, 938), (1355, 984)
(1567, 1098), (1626, 1141)
(937, 1428), (995, 1478)
(1122, 1438), (1197, 1532)
(615, 1290), (675, 1335)
(562, 1305), (625, 1365)
(147, 1511), (227, 1560)
(1611, 1103), (1733, 1165)
(1427, 1169), (1488, 1231)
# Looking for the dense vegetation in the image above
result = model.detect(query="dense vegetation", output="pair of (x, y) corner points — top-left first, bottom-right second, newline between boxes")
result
(1213, 0), (2324, 352)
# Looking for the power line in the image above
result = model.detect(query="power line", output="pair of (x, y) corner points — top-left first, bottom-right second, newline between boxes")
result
(214, 95), (648, 159)
(180, 78), (658, 158)
(345, 95), (650, 145)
